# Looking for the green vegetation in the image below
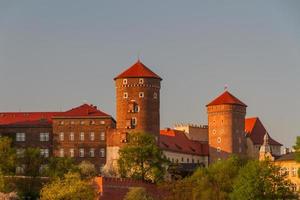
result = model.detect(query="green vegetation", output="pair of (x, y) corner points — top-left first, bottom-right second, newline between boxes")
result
(45, 157), (77, 178)
(164, 156), (297, 200)
(78, 160), (97, 179)
(118, 132), (169, 183)
(40, 172), (95, 200)
(124, 187), (155, 200)
(0, 137), (16, 174)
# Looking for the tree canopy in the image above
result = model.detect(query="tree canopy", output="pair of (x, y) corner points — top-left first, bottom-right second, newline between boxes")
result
(40, 172), (95, 200)
(118, 132), (169, 183)
(124, 187), (155, 200)
(0, 137), (16, 174)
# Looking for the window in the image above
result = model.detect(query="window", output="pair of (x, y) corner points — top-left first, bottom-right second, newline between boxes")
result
(217, 137), (221, 144)
(59, 132), (64, 141)
(134, 104), (139, 112)
(212, 130), (216, 135)
(123, 79), (128, 84)
(292, 168), (297, 177)
(16, 148), (24, 158)
(79, 148), (85, 157)
(90, 132), (95, 141)
(100, 132), (105, 141)
(217, 147), (221, 152)
(16, 133), (25, 142)
(90, 120), (95, 125)
(153, 92), (158, 99)
(70, 148), (74, 157)
(187, 158), (189, 163)
(80, 121), (85, 125)
(80, 132), (85, 141)
(100, 148), (105, 157)
(139, 78), (144, 84)
(16, 165), (25, 174)
(69, 132), (74, 141)
(131, 117), (137, 126)
(40, 149), (49, 158)
(89, 148), (95, 157)
(100, 121), (105, 125)
(59, 149), (64, 157)
(139, 92), (144, 98)
(60, 121), (64, 125)
(123, 92), (128, 99)
(71, 121), (75, 125)
(181, 157), (184, 162)
(40, 133), (49, 141)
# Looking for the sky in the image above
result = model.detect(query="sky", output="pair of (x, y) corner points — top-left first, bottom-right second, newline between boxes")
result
(0, 1), (299, 147)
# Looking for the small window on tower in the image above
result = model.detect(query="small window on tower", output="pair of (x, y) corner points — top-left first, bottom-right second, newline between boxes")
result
(217, 137), (221, 144)
(131, 117), (137, 126)
(139, 92), (144, 98)
(139, 78), (144, 84)
(123, 92), (128, 99)
(153, 92), (158, 99)
(217, 147), (221, 152)
(123, 79), (128, 84)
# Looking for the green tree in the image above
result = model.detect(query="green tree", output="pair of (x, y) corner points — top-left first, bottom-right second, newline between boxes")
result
(18, 148), (46, 177)
(124, 187), (155, 200)
(78, 160), (96, 179)
(231, 160), (297, 200)
(40, 172), (95, 200)
(293, 136), (300, 162)
(45, 157), (77, 178)
(0, 137), (16, 174)
(118, 132), (169, 183)
(164, 156), (245, 200)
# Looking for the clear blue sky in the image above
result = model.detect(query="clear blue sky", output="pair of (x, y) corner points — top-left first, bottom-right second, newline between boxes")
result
(0, 1), (299, 147)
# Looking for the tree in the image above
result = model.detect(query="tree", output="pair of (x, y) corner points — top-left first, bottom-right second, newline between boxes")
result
(45, 157), (77, 178)
(231, 160), (297, 200)
(118, 132), (169, 183)
(0, 137), (16, 174)
(78, 160), (96, 179)
(293, 136), (300, 162)
(40, 172), (95, 200)
(164, 156), (245, 200)
(124, 187), (155, 200)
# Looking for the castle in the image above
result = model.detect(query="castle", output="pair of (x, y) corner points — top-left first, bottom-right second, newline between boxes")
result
(0, 60), (282, 174)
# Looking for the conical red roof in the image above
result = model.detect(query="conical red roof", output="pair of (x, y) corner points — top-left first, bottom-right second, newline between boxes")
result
(206, 91), (247, 107)
(114, 60), (162, 80)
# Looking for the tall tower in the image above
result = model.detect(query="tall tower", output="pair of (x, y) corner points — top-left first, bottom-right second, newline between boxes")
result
(114, 60), (162, 138)
(206, 91), (247, 163)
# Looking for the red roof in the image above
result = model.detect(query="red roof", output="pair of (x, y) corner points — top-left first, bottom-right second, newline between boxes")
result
(159, 129), (209, 156)
(54, 104), (111, 117)
(114, 60), (162, 80)
(0, 112), (60, 126)
(245, 117), (282, 146)
(207, 91), (247, 107)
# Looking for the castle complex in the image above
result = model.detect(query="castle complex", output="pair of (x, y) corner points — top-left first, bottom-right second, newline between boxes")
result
(0, 60), (283, 173)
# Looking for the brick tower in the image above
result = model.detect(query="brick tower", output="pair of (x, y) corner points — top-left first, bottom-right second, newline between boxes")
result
(206, 91), (247, 163)
(114, 60), (162, 138)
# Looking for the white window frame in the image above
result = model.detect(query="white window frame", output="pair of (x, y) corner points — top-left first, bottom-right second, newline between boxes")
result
(131, 117), (137, 126)
(16, 133), (26, 142)
(79, 148), (85, 157)
(139, 92), (144, 98)
(139, 78), (144, 84)
(153, 92), (158, 99)
(123, 92), (128, 99)
(69, 132), (74, 141)
(59, 148), (64, 157)
(40, 148), (49, 158)
(100, 148), (105, 157)
(40, 133), (49, 142)
(59, 132), (64, 141)
(70, 148), (74, 157)
(89, 148), (95, 157)
(80, 132), (85, 141)
(100, 132), (105, 141)
(90, 132), (95, 141)
(123, 79), (128, 84)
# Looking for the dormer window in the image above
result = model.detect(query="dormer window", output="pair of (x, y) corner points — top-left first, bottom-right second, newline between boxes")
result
(123, 79), (128, 84)
(139, 78), (144, 84)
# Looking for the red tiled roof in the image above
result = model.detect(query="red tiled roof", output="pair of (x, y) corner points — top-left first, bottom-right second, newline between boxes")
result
(54, 104), (111, 117)
(0, 112), (60, 126)
(159, 129), (209, 156)
(245, 117), (282, 146)
(114, 60), (162, 80)
(207, 91), (247, 107)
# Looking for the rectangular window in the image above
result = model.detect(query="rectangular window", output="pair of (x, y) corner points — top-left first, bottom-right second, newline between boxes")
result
(59, 132), (64, 141)
(131, 118), (137, 126)
(90, 132), (95, 141)
(16, 148), (25, 158)
(100, 132), (105, 141)
(123, 92), (128, 99)
(80, 121), (85, 125)
(79, 148), (84, 157)
(80, 132), (85, 141)
(139, 78), (144, 84)
(100, 148), (105, 157)
(40, 133), (49, 141)
(123, 79), (128, 84)
(16, 133), (26, 142)
(59, 148), (64, 157)
(40, 149), (49, 158)
(70, 148), (74, 157)
(89, 148), (95, 157)
(69, 132), (74, 141)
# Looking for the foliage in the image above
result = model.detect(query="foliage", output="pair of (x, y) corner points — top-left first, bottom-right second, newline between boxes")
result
(231, 160), (297, 200)
(124, 187), (155, 200)
(78, 160), (97, 179)
(40, 172), (95, 200)
(0, 171), (4, 192)
(14, 177), (46, 199)
(0, 137), (16, 174)
(45, 157), (77, 178)
(293, 136), (300, 162)
(118, 132), (169, 183)
(17, 148), (46, 177)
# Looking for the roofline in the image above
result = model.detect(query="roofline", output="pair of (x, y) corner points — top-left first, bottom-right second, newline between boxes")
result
(206, 103), (248, 107)
(52, 116), (114, 120)
(114, 76), (162, 81)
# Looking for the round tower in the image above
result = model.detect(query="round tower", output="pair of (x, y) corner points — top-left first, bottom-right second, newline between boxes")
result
(206, 91), (247, 163)
(114, 60), (162, 138)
